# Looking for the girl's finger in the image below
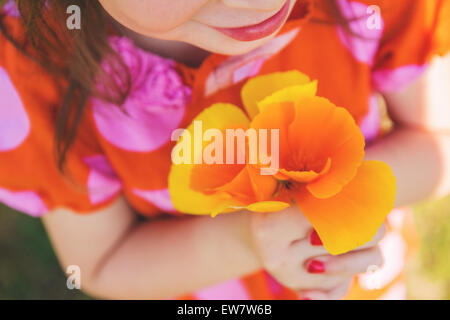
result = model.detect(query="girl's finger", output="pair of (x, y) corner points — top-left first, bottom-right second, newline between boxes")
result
(274, 238), (345, 290)
(306, 246), (383, 276)
(289, 224), (385, 262)
(299, 279), (353, 300)
(326, 279), (353, 300)
(289, 235), (330, 259)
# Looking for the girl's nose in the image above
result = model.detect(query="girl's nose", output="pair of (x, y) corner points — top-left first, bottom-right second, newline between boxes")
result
(221, 0), (288, 11)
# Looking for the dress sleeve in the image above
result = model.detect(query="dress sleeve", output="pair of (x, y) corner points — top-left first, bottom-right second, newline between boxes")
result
(371, 0), (450, 93)
(0, 13), (122, 217)
(87, 36), (192, 216)
(1, 12), (191, 218)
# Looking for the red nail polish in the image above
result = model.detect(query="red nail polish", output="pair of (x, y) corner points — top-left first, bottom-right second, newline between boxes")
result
(309, 230), (323, 246)
(306, 260), (325, 273)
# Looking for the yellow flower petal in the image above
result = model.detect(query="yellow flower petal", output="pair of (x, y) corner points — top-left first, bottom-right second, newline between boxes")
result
(294, 161), (396, 255)
(258, 81), (318, 113)
(246, 201), (290, 213)
(169, 103), (250, 215)
(195, 103), (250, 133)
(170, 162), (243, 215)
(210, 202), (243, 218)
(241, 71), (312, 119)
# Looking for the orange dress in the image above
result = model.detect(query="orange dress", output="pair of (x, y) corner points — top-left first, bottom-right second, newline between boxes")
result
(0, 0), (448, 299)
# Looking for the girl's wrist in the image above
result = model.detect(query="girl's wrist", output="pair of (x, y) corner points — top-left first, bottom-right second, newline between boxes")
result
(220, 211), (263, 274)
(193, 212), (263, 277)
(236, 211), (264, 272)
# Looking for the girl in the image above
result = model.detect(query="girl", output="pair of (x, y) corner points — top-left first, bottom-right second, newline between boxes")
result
(0, 0), (448, 300)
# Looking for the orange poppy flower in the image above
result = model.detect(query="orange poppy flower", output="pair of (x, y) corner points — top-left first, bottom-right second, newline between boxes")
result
(169, 71), (396, 255)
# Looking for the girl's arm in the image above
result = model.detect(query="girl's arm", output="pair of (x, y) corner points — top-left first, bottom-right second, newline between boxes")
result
(366, 53), (450, 207)
(43, 196), (384, 300)
(43, 197), (261, 299)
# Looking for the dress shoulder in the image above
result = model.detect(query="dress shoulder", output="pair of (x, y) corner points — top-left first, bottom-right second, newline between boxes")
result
(0, 10), (124, 217)
(369, 0), (450, 92)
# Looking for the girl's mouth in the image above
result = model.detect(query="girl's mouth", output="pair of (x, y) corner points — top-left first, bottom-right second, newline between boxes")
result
(213, 0), (291, 42)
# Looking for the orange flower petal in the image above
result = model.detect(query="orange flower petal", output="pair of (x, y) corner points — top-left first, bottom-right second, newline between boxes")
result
(190, 163), (245, 192)
(246, 165), (279, 201)
(294, 161), (396, 255)
(250, 102), (296, 168)
(213, 165), (277, 201)
(278, 158), (331, 183)
(288, 97), (365, 199)
(215, 165), (257, 200)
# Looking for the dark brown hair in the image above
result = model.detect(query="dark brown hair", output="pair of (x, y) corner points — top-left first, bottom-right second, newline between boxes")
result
(0, 0), (345, 171)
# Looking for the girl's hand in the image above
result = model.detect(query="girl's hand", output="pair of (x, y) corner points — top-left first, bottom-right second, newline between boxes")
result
(249, 207), (385, 300)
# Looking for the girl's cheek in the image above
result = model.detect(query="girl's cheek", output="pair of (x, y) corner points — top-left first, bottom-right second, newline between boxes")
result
(99, 0), (209, 32)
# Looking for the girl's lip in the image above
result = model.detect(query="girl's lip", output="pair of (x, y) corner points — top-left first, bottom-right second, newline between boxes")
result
(213, 0), (291, 42)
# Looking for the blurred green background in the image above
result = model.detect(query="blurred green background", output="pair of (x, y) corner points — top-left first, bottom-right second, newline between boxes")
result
(0, 196), (449, 300)
(0, 204), (91, 300)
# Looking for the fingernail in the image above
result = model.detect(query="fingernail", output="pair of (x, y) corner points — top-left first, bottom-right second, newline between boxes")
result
(309, 230), (323, 246)
(306, 260), (325, 273)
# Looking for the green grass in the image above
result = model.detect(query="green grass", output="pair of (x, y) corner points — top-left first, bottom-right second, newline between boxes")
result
(0, 204), (91, 300)
(412, 195), (450, 299)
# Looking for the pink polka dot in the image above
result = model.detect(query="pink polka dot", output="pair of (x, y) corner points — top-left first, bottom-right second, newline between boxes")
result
(359, 93), (381, 143)
(336, 0), (384, 66)
(132, 188), (175, 213)
(372, 65), (428, 93)
(204, 28), (300, 97)
(233, 57), (267, 84)
(0, 66), (30, 151)
(92, 101), (187, 152)
(0, 187), (48, 217)
(2, 0), (20, 18)
(92, 37), (191, 152)
(84, 155), (122, 205)
(195, 279), (251, 300)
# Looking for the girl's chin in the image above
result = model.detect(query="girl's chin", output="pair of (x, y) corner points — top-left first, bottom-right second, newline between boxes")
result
(184, 34), (274, 57)
(119, 21), (276, 58)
